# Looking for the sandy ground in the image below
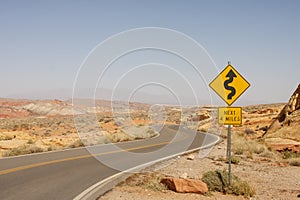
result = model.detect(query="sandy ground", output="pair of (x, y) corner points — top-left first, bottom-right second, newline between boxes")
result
(100, 139), (300, 200)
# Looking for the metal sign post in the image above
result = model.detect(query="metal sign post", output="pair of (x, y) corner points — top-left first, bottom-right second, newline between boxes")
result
(227, 125), (232, 186)
(209, 62), (250, 187)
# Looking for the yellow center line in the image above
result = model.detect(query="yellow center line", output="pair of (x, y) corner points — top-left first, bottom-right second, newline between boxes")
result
(0, 128), (190, 176)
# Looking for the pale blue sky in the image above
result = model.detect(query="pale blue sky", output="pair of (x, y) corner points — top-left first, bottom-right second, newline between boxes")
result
(0, 0), (299, 105)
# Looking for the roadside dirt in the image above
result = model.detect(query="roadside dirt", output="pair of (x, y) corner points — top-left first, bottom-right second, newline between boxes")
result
(100, 138), (300, 200)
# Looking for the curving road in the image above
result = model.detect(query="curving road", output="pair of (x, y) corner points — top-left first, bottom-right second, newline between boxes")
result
(0, 125), (219, 200)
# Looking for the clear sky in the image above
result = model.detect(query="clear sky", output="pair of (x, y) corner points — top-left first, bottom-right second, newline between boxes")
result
(1, 0), (299, 105)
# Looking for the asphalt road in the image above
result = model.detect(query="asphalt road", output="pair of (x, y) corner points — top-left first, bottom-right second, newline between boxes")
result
(0, 125), (219, 200)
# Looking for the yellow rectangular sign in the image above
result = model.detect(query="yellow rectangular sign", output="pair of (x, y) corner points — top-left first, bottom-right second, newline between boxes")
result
(218, 107), (242, 126)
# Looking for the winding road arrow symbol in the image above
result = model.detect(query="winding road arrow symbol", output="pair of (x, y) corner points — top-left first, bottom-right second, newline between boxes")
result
(224, 69), (237, 100)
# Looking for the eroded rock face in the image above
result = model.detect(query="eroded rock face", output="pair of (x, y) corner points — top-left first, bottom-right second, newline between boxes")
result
(262, 84), (300, 153)
(161, 177), (208, 194)
(265, 84), (300, 135)
(287, 84), (300, 113)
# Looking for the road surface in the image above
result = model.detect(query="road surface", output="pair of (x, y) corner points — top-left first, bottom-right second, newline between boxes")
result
(0, 125), (219, 200)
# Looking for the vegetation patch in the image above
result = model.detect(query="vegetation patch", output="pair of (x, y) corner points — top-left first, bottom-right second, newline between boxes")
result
(232, 132), (275, 159)
(287, 158), (300, 166)
(68, 139), (84, 148)
(228, 156), (241, 164)
(202, 170), (255, 197)
(107, 132), (134, 143)
(120, 172), (167, 192)
(282, 150), (300, 166)
(282, 150), (300, 159)
(3, 145), (44, 157)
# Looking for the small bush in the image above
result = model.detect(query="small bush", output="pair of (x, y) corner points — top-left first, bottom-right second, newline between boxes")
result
(120, 172), (167, 192)
(47, 146), (57, 151)
(145, 128), (153, 133)
(260, 151), (277, 158)
(252, 144), (266, 154)
(282, 150), (300, 159)
(202, 170), (255, 197)
(27, 139), (35, 144)
(146, 129), (156, 137)
(216, 157), (226, 162)
(244, 128), (255, 135)
(288, 158), (300, 166)
(234, 147), (244, 155)
(198, 128), (208, 132)
(0, 135), (14, 140)
(230, 156), (240, 164)
(69, 139), (84, 148)
(108, 132), (133, 143)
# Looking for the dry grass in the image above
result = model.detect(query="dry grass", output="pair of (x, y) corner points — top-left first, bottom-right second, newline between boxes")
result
(107, 132), (134, 143)
(0, 134), (15, 140)
(27, 139), (35, 144)
(229, 156), (240, 164)
(282, 150), (300, 166)
(202, 170), (255, 197)
(68, 139), (84, 148)
(288, 158), (300, 166)
(120, 172), (167, 192)
(231, 132), (276, 159)
(3, 145), (44, 157)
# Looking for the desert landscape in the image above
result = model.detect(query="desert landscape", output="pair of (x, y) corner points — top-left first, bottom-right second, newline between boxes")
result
(0, 85), (299, 199)
(100, 85), (300, 200)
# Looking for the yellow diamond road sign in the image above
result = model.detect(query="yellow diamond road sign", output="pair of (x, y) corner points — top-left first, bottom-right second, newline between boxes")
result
(218, 107), (242, 126)
(209, 64), (250, 106)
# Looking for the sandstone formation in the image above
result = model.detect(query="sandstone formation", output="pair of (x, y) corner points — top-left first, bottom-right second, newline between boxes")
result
(261, 84), (300, 153)
(160, 177), (208, 194)
(263, 84), (300, 136)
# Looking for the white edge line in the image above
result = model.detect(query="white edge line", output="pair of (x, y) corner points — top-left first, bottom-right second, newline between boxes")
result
(73, 133), (220, 200)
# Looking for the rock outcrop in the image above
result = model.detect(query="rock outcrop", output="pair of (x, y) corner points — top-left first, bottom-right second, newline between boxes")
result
(160, 177), (208, 194)
(263, 84), (300, 136)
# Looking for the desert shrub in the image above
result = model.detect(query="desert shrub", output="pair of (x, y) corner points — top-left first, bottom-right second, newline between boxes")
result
(120, 172), (167, 192)
(95, 136), (110, 144)
(146, 129), (155, 135)
(250, 143), (267, 154)
(260, 151), (277, 158)
(47, 146), (57, 151)
(234, 146), (244, 155)
(4, 145), (44, 157)
(282, 150), (300, 159)
(0, 135), (14, 140)
(108, 132), (133, 143)
(230, 156), (240, 164)
(288, 158), (300, 166)
(220, 156), (240, 164)
(27, 139), (35, 144)
(244, 128), (255, 135)
(216, 157), (227, 162)
(202, 170), (255, 197)
(246, 151), (254, 159)
(69, 139), (84, 148)
(198, 128), (208, 132)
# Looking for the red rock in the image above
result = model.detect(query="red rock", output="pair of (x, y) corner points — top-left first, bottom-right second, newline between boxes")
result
(161, 177), (208, 194)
